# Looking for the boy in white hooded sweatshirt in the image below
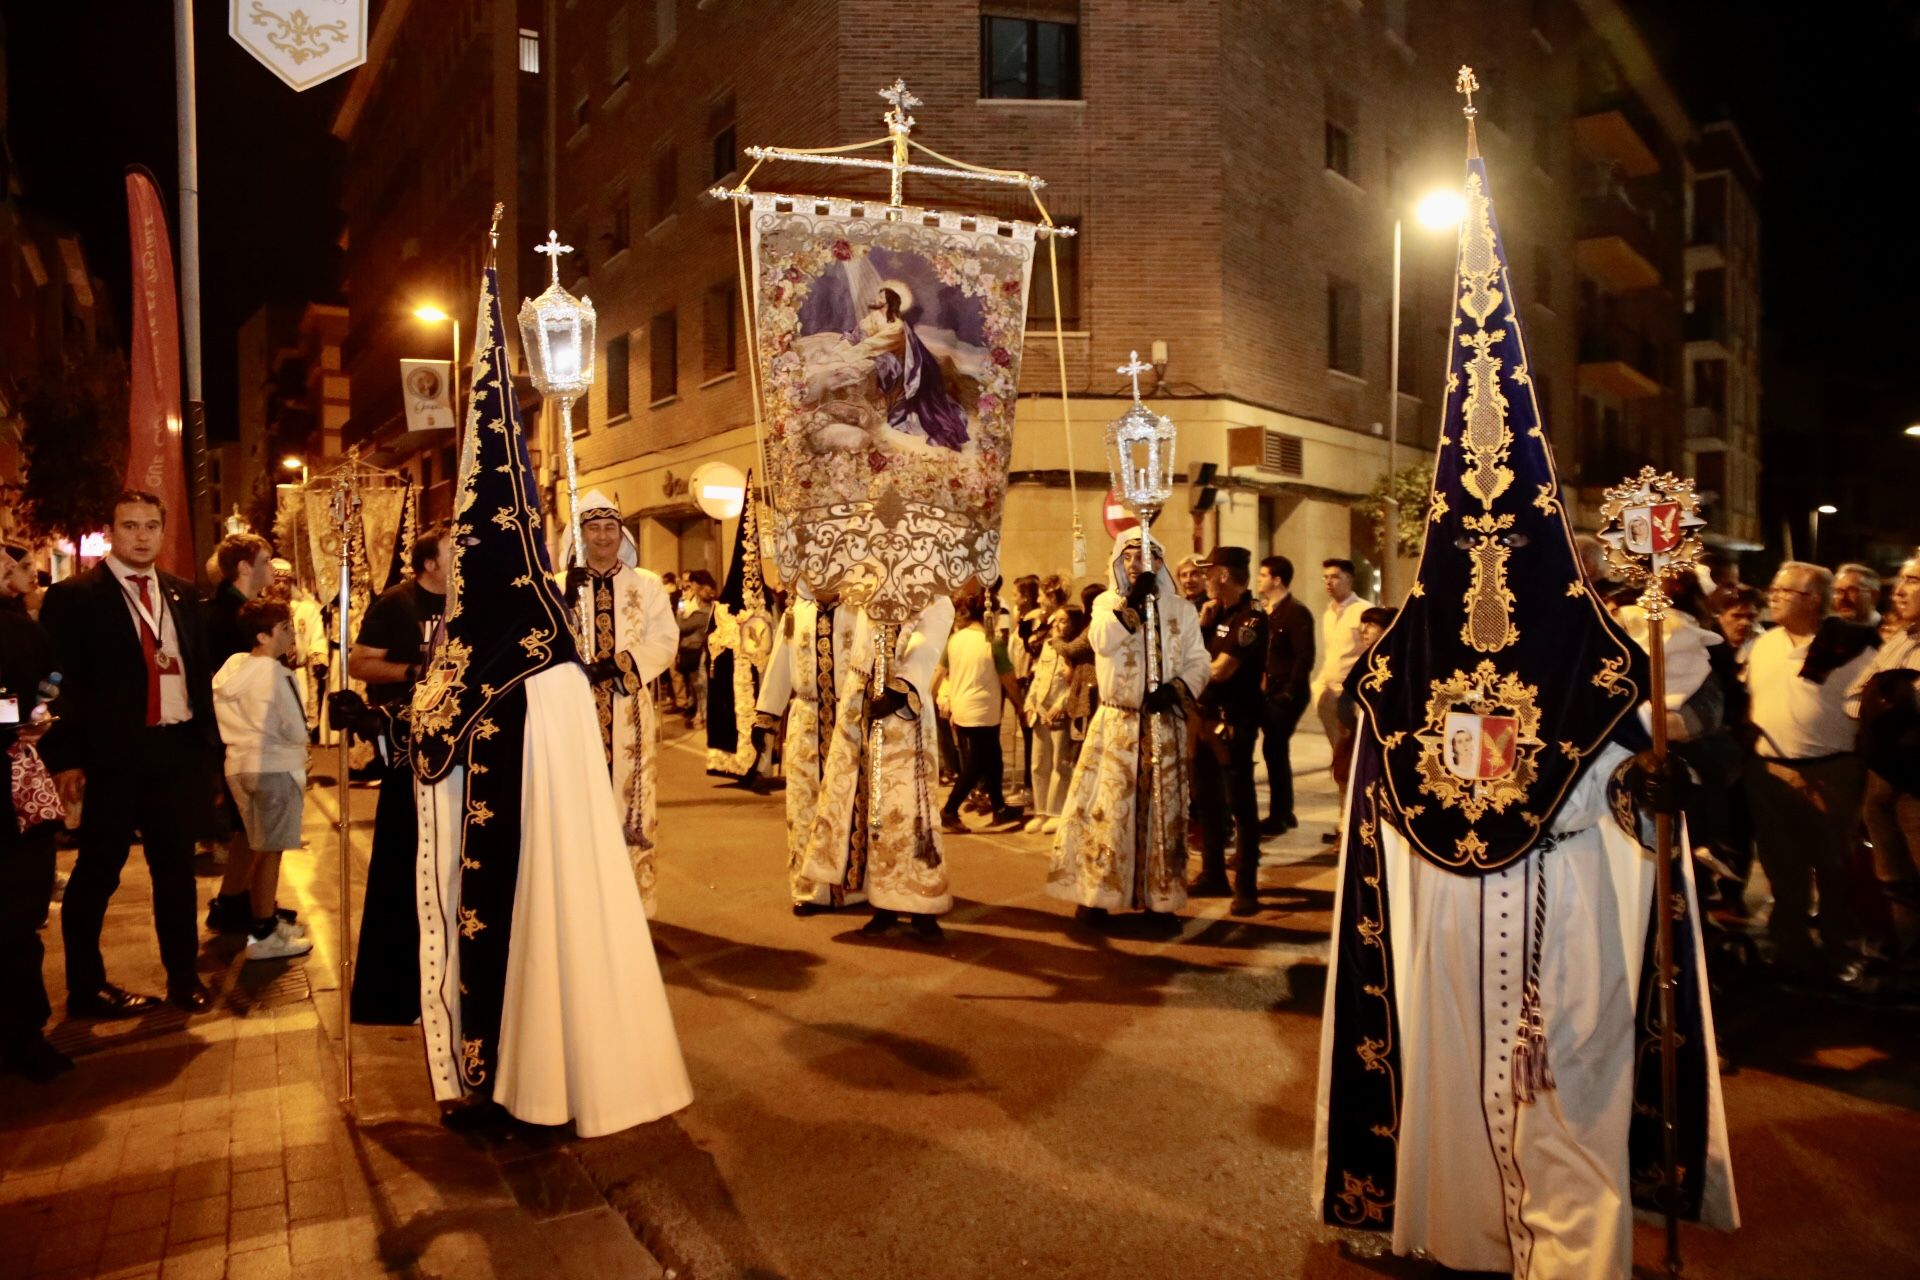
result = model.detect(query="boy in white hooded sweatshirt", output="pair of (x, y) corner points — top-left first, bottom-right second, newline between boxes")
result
(213, 598), (312, 961)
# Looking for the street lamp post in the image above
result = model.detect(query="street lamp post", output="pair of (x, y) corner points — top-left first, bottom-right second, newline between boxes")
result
(413, 305), (461, 429)
(281, 454), (309, 487)
(1811, 503), (1837, 563)
(1383, 188), (1467, 603)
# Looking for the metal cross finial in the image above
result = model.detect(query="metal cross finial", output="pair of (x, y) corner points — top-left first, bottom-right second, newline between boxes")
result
(1117, 351), (1152, 402)
(488, 201), (506, 251)
(879, 78), (921, 133)
(535, 229), (573, 286)
(1456, 65), (1479, 118)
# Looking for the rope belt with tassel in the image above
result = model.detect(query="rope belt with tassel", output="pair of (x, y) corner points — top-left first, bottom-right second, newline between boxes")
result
(1512, 832), (1561, 1105)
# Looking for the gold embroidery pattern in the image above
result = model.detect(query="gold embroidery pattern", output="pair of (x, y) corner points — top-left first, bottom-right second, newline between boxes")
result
(412, 637), (474, 739)
(1533, 484), (1562, 517)
(1327, 777), (1400, 1228)
(1566, 581), (1589, 598)
(1591, 655), (1631, 697)
(457, 906), (485, 939)
(467, 801), (494, 827)
(461, 1036), (486, 1086)
(1457, 329), (1514, 506)
(1459, 513), (1518, 653)
(1361, 650), (1392, 693)
(1336, 1173), (1390, 1226)
(1456, 171), (1504, 324)
(1413, 660), (1544, 829)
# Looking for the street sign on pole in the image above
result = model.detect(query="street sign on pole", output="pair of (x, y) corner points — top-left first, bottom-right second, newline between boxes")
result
(1101, 487), (1139, 539)
(230, 0), (367, 91)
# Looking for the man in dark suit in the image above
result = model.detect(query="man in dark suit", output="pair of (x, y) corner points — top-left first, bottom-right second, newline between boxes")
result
(1256, 554), (1316, 835)
(41, 490), (219, 1016)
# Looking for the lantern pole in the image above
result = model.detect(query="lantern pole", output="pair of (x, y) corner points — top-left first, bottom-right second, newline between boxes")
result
(521, 230), (595, 643)
(328, 472), (360, 1108)
(1599, 467), (1707, 1280)
(1110, 352), (1177, 906)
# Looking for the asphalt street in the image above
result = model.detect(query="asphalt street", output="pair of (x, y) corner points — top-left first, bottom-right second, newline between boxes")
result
(283, 719), (1920, 1280)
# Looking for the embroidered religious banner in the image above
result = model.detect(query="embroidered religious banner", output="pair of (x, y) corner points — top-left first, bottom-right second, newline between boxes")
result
(749, 194), (1038, 624)
(230, 0), (368, 92)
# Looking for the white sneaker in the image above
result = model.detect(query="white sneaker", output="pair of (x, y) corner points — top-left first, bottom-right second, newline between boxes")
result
(246, 928), (313, 962)
(275, 916), (307, 940)
(1041, 817), (1063, 835)
(1023, 816), (1047, 834)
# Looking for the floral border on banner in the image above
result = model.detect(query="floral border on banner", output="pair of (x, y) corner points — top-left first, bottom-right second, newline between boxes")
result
(752, 199), (1035, 624)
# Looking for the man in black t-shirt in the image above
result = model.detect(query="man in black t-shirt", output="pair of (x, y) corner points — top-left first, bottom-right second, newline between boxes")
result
(340, 524), (449, 1023)
(350, 531), (449, 706)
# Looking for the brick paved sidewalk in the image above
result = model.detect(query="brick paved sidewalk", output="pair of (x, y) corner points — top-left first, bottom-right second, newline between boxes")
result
(0, 780), (666, 1280)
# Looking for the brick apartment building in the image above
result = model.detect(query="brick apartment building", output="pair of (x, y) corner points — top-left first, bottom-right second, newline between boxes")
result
(331, 0), (1762, 587)
(330, 0), (551, 521)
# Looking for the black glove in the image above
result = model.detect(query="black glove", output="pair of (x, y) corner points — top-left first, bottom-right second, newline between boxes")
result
(327, 690), (385, 740)
(584, 657), (623, 686)
(1125, 570), (1158, 612)
(1144, 682), (1183, 716)
(749, 724), (770, 755)
(869, 686), (910, 721)
(1626, 750), (1689, 817)
(564, 566), (591, 596)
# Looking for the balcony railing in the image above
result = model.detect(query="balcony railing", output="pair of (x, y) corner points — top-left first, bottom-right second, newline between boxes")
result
(1576, 190), (1663, 290)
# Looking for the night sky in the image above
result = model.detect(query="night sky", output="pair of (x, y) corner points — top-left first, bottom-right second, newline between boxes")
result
(3, 2), (1916, 547)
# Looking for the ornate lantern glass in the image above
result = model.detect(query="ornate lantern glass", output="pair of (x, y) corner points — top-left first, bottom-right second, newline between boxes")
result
(517, 281), (596, 401)
(1105, 400), (1177, 519)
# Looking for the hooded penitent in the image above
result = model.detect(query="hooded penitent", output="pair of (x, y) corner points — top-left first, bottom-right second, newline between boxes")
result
(409, 261), (691, 1137)
(707, 479), (773, 776)
(1313, 121), (1734, 1276)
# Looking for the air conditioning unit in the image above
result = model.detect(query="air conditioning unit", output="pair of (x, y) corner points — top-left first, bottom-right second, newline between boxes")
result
(1226, 427), (1304, 478)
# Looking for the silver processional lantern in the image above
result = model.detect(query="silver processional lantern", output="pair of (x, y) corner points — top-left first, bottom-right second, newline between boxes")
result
(1106, 351), (1177, 525)
(518, 230), (597, 635)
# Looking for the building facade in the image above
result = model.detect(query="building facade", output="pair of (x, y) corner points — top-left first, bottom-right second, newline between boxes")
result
(1681, 122), (1762, 550)
(332, 0), (1760, 592)
(331, 0), (549, 521)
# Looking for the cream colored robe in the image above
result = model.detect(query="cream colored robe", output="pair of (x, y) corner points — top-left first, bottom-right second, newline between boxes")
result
(756, 597), (859, 906)
(1047, 583), (1210, 911)
(800, 597), (956, 915)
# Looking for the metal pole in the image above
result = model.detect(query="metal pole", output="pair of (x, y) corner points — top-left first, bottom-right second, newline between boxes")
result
(1138, 524), (1167, 910)
(868, 622), (897, 859)
(332, 479), (357, 1107)
(1646, 606), (1682, 1276)
(452, 319), (462, 430)
(1809, 509), (1820, 564)
(173, 0), (214, 564)
(559, 397), (589, 639)
(1384, 217), (1403, 603)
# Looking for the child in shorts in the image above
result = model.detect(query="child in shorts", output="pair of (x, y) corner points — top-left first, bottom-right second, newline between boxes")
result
(212, 598), (313, 961)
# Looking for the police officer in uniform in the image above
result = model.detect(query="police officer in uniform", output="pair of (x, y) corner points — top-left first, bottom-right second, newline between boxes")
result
(1192, 546), (1267, 916)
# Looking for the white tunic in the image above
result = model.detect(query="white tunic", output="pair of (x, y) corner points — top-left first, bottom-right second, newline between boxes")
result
(417, 662), (693, 1138)
(756, 598), (859, 905)
(579, 564), (678, 916)
(1312, 740), (1738, 1276)
(800, 598), (955, 915)
(1048, 586), (1211, 911)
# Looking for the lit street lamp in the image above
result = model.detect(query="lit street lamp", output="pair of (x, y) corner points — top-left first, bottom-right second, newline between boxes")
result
(413, 304), (461, 428)
(281, 454), (308, 486)
(1811, 503), (1837, 562)
(518, 230), (597, 637)
(1383, 186), (1467, 602)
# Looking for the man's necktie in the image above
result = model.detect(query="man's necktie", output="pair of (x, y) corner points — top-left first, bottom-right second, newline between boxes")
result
(129, 574), (162, 727)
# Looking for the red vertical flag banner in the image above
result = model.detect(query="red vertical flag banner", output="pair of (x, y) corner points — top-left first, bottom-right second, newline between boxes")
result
(123, 169), (192, 575)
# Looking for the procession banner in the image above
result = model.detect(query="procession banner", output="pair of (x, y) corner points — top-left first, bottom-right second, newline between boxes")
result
(749, 195), (1036, 624)
(400, 358), (455, 432)
(123, 170), (192, 575)
(230, 0), (368, 92)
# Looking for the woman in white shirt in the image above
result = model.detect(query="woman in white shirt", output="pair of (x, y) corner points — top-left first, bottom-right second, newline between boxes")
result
(1023, 606), (1087, 834)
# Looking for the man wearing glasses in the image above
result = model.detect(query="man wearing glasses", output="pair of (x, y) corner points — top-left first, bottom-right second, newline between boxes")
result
(1745, 562), (1880, 986)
